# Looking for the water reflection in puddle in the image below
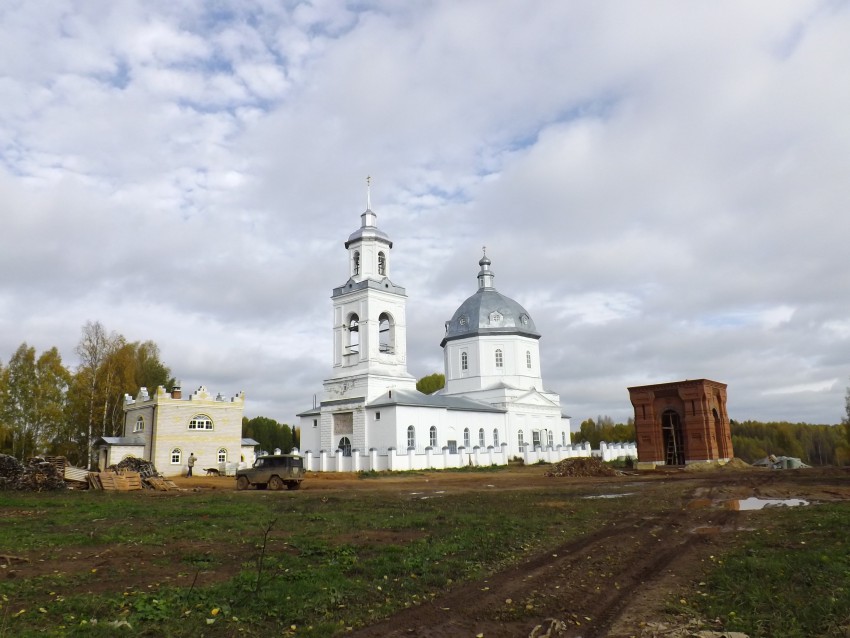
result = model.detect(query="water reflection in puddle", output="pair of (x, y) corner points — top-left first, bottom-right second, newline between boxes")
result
(726, 497), (809, 511)
(583, 493), (635, 500)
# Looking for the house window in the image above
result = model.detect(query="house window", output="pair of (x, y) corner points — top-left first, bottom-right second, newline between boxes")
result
(353, 251), (360, 275)
(429, 426), (437, 448)
(493, 429), (499, 447)
(134, 416), (145, 432)
(526, 350), (532, 369)
(313, 419), (318, 428)
(339, 437), (352, 457)
(218, 448), (227, 464)
(171, 448), (182, 464)
(378, 251), (386, 276)
(463, 427), (470, 448)
(461, 351), (468, 371)
(407, 426), (416, 449)
(495, 349), (503, 368)
(188, 415), (213, 430)
(478, 428), (485, 448)
(518, 430), (525, 451)
(375, 411), (381, 421)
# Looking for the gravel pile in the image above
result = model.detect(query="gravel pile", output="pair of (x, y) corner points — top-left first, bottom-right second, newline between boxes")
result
(544, 457), (620, 478)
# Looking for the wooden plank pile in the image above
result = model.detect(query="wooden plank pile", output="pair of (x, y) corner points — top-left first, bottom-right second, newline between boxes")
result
(89, 471), (143, 491)
(86, 456), (178, 491)
(0, 454), (67, 491)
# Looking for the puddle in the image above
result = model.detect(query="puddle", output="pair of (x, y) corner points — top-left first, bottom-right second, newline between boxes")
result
(726, 497), (809, 511)
(583, 493), (634, 500)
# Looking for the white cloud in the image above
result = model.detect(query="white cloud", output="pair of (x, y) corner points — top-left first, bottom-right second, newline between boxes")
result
(1, 0), (848, 427)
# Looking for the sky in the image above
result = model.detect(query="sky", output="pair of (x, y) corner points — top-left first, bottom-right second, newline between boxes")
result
(1, 1), (849, 427)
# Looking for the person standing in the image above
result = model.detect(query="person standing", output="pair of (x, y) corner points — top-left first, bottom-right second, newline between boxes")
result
(187, 452), (197, 477)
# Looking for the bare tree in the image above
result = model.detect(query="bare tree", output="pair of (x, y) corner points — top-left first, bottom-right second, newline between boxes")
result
(75, 321), (119, 468)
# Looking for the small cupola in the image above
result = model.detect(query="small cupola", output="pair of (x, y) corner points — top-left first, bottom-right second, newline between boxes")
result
(477, 248), (495, 290)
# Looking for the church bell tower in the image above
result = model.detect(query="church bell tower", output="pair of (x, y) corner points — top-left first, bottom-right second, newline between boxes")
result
(322, 179), (417, 403)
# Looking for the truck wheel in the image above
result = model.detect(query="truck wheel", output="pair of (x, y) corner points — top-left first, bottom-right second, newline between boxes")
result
(268, 476), (284, 490)
(236, 476), (250, 491)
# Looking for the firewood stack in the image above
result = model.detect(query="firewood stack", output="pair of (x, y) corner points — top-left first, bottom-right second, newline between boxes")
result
(0, 454), (67, 491)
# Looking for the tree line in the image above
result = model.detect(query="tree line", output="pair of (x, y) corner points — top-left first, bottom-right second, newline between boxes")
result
(572, 413), (850, 466)
(731, 420), (850, 466)
(242, 416), (299, 455)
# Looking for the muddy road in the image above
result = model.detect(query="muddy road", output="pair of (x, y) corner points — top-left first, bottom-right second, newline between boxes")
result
(325, 466), (850, 638)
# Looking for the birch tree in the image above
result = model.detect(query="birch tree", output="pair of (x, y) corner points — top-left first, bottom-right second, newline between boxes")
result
(75, 321), (120, 468)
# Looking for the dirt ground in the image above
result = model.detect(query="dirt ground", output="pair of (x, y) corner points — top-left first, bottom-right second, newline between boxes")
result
(9, 465), (850, 637)
(174, 465), (850, 637)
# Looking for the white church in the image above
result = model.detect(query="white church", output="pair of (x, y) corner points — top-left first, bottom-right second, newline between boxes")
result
(297, 192), (633, 471)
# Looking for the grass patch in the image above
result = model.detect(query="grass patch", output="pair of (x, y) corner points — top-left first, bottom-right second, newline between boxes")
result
(692, 502), (850, 637)
(0, 480), (656, 637)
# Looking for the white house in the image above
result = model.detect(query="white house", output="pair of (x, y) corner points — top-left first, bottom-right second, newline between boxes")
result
(94, 383), (258, 477)
(297, 189), (580, 471)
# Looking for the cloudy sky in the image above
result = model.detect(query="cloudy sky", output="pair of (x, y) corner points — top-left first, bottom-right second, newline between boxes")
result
(2, 1), (849, 427)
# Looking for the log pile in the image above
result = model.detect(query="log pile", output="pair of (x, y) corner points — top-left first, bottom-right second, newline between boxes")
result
(0, 454), (68, 491)
(544, 457), (621, 478)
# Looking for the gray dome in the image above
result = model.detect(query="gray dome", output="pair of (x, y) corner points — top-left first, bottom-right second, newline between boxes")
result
(345, 209), (393, 248)
(441, 254), (540, 347)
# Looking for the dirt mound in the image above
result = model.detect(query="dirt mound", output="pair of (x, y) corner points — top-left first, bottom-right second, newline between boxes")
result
(0, 454), (67, 491)
(684, 458), (758, 473)
(544, 456), (619, 477)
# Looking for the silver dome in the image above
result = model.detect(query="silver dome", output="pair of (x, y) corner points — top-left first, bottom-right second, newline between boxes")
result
(441, 254), (540, 347)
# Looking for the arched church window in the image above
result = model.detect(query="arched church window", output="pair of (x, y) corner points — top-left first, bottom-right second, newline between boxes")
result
(478, 428), (485, 447)
(353, 251), (360, 275)
(338, 437), (352, 457)
(218, 448), (227, 463)
(134, 416), (145, 432)
(493, 429), (499, 447)
(495, 349), (503, 368)
(461, 351), (468, 371)
(526, 351), (532, 369)
(518, 430), (525, 451)
(347, 314), (360, 354)
(548, 431), (554, 448)
(379, 312), (394, 354)
(429, 426), (437, 448)
(407, 426), (416, 449)
(378, 251), (386, 276)
(463, 428), (470, 448)
(171, 448), (182, 464)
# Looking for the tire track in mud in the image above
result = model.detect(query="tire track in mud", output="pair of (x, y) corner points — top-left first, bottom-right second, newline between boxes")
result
(347, 487), (720, 638)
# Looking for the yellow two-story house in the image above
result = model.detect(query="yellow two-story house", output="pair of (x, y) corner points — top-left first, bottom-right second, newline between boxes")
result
(94, 384), (258, 477)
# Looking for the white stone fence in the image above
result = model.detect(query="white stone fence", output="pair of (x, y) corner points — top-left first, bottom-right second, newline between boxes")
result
(299, 441), (637, 473)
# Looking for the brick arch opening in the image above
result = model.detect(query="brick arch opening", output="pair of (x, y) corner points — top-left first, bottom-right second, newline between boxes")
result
(662, 409), (685, 465)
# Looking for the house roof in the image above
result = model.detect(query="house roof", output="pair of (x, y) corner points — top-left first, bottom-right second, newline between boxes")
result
(368, 388), (506, 413)
(93, 436), (145, 447)
(241, 438), (260, 446)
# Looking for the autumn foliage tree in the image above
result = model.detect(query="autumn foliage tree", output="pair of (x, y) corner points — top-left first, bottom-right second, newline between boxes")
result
(0, 322), (172, 466)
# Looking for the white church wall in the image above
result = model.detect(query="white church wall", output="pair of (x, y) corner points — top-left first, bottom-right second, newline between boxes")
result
(300, 440), (636, 473)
